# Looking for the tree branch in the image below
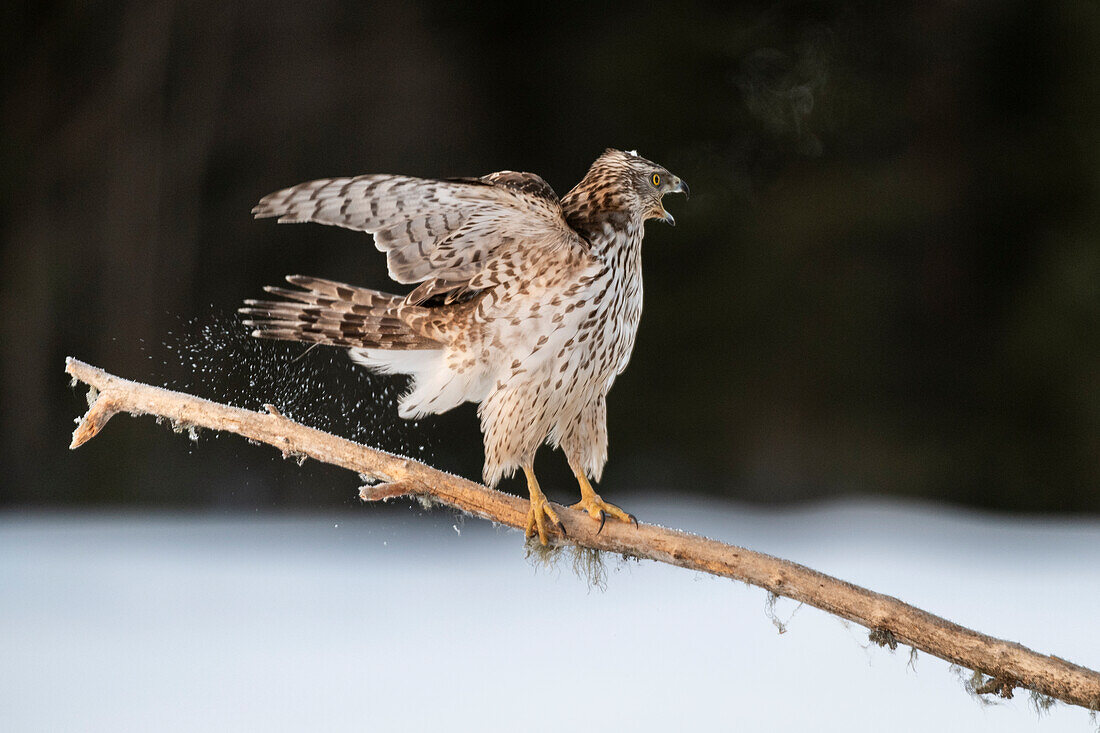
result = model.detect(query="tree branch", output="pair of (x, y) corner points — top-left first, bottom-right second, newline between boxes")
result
(65, 357), (1100, 712)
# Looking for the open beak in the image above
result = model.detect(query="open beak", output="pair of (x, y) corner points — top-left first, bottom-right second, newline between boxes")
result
(658, 176), (689, 226)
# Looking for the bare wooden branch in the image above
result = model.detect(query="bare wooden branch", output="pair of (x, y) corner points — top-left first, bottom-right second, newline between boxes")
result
(65, 357), (1100, 712)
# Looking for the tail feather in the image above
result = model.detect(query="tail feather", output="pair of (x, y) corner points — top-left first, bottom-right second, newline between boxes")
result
(240, 275), (443, 350)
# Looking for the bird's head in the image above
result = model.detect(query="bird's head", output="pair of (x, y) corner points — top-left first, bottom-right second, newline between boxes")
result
(594, 148), (689, 226)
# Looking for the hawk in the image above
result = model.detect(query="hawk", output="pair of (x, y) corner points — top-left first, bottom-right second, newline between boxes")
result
(241, 149), (688, 543)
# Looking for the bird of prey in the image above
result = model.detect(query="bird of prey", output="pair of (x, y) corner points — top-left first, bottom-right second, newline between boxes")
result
(241, 149), (688, 544)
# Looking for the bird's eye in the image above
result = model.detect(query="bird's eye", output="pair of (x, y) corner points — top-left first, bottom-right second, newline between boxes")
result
(651, 173), (661, 187)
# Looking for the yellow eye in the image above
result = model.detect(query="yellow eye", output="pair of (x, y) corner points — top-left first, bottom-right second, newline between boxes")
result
(652, 173), (661, 187)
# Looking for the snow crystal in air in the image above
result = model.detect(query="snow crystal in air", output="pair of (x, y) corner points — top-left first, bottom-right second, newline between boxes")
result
(138, 307), (435, 460)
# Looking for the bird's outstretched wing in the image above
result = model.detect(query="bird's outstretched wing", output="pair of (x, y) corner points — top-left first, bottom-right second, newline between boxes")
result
(253, 171), (591, 304)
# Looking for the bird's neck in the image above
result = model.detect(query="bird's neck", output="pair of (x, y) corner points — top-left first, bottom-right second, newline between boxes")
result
(581, 213), (644, 262)
(562, 193), (644, 260)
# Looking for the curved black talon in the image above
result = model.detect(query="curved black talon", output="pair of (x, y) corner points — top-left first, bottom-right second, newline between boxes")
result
(596, 511), (607, 535)
(628, 514), (639, 528)
(557, 520), (567, 537)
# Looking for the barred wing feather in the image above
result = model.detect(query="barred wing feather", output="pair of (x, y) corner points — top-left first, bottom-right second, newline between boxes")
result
(252, 172), (591, 302)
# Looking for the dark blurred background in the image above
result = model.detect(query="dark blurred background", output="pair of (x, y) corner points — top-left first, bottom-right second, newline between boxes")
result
(2, 0), (1098, 512)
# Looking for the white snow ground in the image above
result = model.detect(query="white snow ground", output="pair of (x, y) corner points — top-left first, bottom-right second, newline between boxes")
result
(2, 497), (1098, 732)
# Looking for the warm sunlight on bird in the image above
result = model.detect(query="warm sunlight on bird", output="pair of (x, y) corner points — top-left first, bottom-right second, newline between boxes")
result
(241, 149), (688, 543)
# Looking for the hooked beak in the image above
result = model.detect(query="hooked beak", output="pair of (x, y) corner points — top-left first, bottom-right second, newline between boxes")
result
(672, 176), (690, 200)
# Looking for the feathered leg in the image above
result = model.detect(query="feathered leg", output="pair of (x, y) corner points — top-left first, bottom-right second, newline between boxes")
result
(559, 396), (636, 532)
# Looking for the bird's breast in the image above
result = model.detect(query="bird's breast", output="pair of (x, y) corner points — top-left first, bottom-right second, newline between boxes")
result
(474, 226), (644, 396)
(574, 228), (645, 385)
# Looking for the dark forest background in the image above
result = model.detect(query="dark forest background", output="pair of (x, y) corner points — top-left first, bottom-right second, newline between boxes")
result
(2, 1), (1098, 512)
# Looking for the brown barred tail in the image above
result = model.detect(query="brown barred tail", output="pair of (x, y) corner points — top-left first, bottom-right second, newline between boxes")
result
(239, 275), (443, 350)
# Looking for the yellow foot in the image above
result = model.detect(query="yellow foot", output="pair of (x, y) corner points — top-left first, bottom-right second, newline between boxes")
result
(569, 494), (638, 534)
(525, 488), (565, 546)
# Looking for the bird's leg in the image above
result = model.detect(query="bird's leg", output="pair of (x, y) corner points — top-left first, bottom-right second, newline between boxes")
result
(523, 464), (564, 545)
(568, 468), (637, 533)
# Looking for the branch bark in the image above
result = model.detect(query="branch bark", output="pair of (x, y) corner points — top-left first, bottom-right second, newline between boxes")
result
(65, 356), (1100, 712)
